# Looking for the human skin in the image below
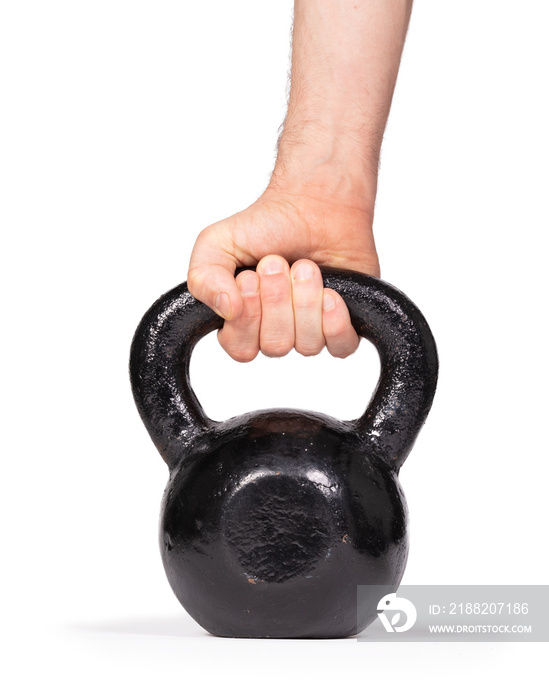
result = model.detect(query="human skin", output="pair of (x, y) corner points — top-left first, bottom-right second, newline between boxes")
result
(188, 0), (413, 361)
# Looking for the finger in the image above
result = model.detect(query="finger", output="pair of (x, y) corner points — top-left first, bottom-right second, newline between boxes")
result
(290, 260), (325, 356)
(187, 227), (243, 321)
(322, 290), (360, 358)
(217, 271), (261, 362)
(257, 255), (294, 357)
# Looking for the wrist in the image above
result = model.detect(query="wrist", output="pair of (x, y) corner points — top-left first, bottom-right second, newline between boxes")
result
(269, 122), (379, 218)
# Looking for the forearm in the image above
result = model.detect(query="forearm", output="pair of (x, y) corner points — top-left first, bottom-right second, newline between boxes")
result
(271, 0), (413, 215)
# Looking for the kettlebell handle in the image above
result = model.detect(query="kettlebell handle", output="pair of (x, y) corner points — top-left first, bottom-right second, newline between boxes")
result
(130, 267), (438, 472)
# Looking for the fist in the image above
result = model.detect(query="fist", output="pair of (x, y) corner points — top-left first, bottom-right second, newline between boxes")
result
(217, 255), (359, 362)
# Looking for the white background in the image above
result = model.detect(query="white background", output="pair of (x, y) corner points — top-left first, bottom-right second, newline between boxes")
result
(1, 0), (548, 697)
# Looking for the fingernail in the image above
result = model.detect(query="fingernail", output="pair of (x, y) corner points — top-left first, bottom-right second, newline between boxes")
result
(214, 292), (231, 319)
(239, 274), (259, 296)
(293, 262), (315, 282)
(262, 257), (285, 275)
(322, 292), (336, 311)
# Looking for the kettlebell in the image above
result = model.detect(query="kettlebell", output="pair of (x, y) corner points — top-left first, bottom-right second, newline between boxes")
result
(129, 267), (438, 638)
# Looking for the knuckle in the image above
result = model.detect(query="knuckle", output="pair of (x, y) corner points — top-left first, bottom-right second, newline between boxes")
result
(261, 338), (293, 358)
(218, 334), (258, 363)
(260, 280), (291, 304)
(230, 347), (259, 363)
(328, 345), (353, 359)
(187, 267), (214, 306)
(323, 319), (351, 339)
(242, 307), (262, 322)
(292, 294), (319, 311)
(186, 268), (203, 298)
(328, 337), (360, 359)
(216, 330), (231, 353)
(295, 342), (323, 357)
(198, 224), (217, 241)
(323, 325), (345, 340)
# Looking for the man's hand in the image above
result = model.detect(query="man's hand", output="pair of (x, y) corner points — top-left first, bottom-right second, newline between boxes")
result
(187, 0), (412, 362)
(187, 186), (380, 361)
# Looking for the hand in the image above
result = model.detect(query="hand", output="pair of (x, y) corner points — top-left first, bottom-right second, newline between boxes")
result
(187, 0), (411, 362)
(187, 186), (380, 362)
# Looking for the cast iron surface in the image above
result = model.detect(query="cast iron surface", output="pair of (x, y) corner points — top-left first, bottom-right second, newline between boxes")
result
(129, 267), (438, 638)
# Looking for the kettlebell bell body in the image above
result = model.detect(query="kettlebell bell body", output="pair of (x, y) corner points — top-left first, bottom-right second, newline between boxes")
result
(130, 268), (438, 638)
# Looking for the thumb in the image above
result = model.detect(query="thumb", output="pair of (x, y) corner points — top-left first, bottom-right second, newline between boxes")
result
(187, 237), (244, 322)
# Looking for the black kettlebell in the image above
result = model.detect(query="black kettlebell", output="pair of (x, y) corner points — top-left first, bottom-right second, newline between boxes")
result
(129, 267), (438, 638)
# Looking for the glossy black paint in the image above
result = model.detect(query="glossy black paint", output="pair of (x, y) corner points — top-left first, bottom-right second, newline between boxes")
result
(129, 268), (438, 638)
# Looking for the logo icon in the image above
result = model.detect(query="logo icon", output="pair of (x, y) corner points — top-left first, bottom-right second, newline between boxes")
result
(377, 593), (417, 633)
